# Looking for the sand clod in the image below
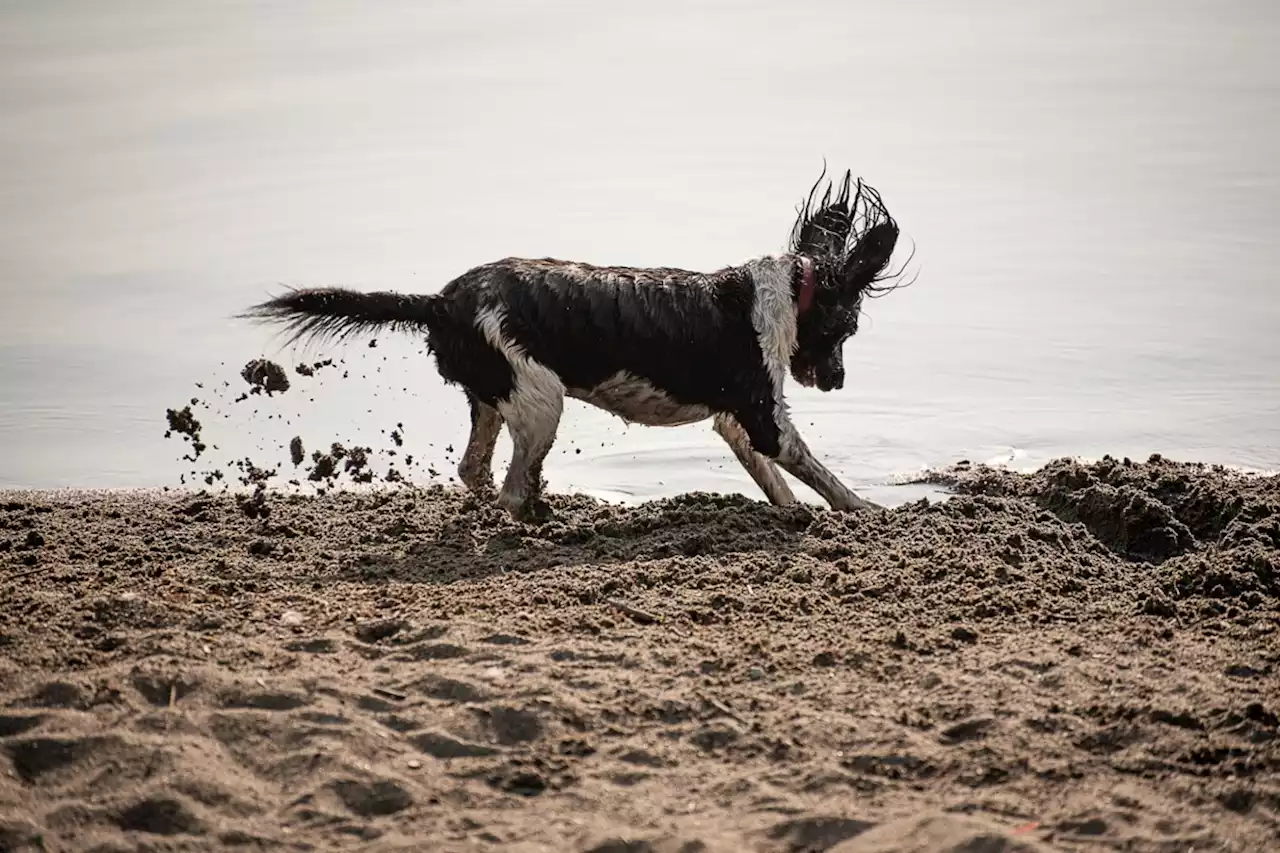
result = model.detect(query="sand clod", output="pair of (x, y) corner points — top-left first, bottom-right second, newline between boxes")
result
(239, 358), (290, 395)
(163, 404), (206, 461)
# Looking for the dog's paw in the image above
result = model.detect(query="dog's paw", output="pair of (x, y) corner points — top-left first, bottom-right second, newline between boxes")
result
(832, 494), (885, 513)
(516, 497), (554, 525)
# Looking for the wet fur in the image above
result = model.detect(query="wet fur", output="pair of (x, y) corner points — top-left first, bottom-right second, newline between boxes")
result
(241, 170), (904, 520)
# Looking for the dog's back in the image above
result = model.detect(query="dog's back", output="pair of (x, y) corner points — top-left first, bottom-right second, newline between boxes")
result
(436, 257), (772, 418)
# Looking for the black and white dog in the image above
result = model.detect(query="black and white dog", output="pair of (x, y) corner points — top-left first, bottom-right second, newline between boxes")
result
(242, 168), (906, 520)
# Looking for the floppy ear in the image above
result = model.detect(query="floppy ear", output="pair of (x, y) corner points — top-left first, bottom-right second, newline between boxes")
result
(791, 168), (856, 262)
(839, 220), (900, 295)
(837, 179), (900, 297)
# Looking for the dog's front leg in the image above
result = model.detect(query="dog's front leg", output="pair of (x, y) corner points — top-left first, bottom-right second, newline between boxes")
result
(712, 413), (796, 506)
(777, 419), (881, 511)
(737, 407), (880, 512)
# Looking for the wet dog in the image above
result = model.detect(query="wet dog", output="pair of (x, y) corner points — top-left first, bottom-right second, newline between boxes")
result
(241, 167), (907, 520)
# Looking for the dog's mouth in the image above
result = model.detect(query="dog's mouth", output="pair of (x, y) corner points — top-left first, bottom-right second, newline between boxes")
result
(793, 364), (845, 392)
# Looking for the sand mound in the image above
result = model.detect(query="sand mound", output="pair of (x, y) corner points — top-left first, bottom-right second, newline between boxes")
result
(924, 455), (1279, 620)
(2, 457), (1277, 850)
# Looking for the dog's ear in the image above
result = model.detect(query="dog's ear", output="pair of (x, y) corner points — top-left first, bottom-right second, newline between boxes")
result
(837, 179), (899, 299)
(839, 220), (899, 297)
(792, 168), (855, 262)
(792, 170), (903, 299)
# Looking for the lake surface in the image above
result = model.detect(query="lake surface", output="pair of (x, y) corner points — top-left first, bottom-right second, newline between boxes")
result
(2, 0), (1277, 506)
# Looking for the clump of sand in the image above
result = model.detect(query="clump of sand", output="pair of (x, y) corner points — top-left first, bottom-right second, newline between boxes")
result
(239, 359), (290, 396)
(1, 456), (1276, 851)
(163, 404), (205, 462)
(293, 358), (335, 378)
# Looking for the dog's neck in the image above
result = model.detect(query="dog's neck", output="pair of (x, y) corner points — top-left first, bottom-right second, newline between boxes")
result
(796, 256), (816, 317)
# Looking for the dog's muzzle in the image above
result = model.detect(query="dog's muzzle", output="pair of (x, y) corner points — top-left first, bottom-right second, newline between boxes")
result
(815, 365), (844, 392)
(794, 362), (842, 390)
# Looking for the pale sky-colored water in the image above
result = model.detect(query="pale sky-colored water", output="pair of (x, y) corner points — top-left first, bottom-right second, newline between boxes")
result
(1, 0), (1277, 505)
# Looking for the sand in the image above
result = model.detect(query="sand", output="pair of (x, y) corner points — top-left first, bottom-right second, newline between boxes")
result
(0, 455), (1277, 851)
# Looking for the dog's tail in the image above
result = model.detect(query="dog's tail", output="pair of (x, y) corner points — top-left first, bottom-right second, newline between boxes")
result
(238, 287), (445, 349)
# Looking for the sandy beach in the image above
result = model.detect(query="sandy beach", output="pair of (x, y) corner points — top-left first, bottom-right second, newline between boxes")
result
(1, 455), (1276, 851)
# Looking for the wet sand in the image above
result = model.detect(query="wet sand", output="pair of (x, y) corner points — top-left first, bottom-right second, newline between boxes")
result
(1, 455), (1277, 851)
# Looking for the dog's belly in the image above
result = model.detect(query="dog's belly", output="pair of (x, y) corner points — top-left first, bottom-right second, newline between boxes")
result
(568, 373), (711, 427)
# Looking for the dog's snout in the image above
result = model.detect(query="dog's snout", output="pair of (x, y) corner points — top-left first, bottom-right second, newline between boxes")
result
(814, 364), (844, 392)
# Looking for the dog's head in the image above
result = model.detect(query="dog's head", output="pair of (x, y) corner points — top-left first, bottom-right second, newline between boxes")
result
(787, 168), (905, 391)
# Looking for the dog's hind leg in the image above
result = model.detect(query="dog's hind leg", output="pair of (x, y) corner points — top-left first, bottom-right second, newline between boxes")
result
(458, 394), (504, 496)
(712, 413), (796, 506)
(495, 374), (565, 522)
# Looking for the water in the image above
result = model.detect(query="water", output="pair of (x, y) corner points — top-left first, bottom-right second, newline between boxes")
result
(2, 0), (1277, 506)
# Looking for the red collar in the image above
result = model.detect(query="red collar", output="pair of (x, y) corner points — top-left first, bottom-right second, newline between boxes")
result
(797, 256), (816, 317)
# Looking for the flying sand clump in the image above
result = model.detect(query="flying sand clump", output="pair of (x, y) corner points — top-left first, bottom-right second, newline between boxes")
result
(294, 358), (335, 378)
(164, 404), (206, 462)
(163, 350), (443, 496)
(306, 442), (376, 485)
(240, 359), (291, 396)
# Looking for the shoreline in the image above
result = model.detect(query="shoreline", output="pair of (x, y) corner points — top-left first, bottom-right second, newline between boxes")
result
(3, 451), (1275, 501)
(1, 455), (1277, 851)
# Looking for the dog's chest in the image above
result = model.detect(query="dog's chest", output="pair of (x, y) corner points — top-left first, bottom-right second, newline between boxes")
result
(567, 372), (710, 427)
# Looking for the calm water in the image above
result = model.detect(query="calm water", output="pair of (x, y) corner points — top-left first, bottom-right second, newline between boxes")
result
(2, 1), (1277, 505)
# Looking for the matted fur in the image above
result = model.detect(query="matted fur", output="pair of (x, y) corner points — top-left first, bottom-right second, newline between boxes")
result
(241, 169), (905, 519)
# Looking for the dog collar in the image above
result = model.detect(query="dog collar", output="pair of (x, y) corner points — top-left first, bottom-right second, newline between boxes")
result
(797, 256), (816, 317)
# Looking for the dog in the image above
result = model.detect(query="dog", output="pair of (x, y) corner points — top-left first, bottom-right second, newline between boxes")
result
(241, 167), (907, 521)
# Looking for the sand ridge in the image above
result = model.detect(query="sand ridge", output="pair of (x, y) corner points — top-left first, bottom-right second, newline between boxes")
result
(1, 456), (1277, 851)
